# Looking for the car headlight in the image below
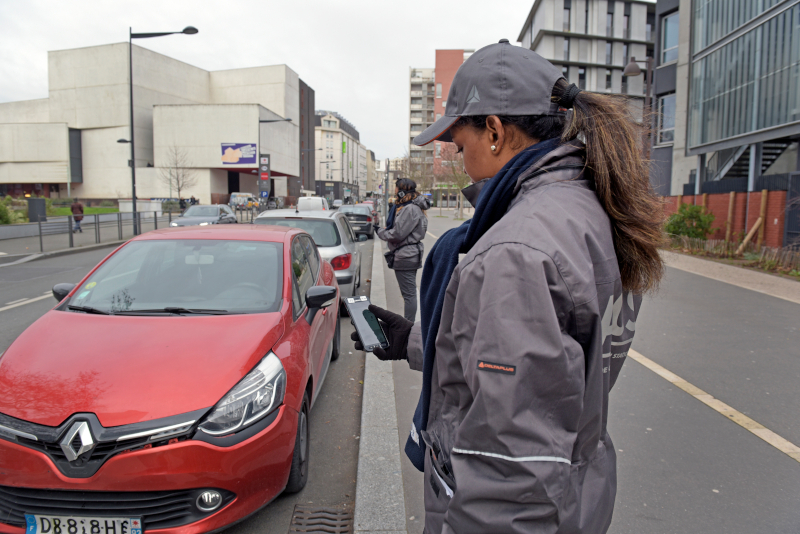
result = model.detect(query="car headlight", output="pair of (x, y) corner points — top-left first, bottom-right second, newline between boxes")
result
(198, 353), (286, 436)
(170, 222), (179, 227)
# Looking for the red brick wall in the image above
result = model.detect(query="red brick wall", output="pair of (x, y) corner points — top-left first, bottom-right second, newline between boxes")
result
(663, 191), (787, 248)
(433, 50), (465, 175)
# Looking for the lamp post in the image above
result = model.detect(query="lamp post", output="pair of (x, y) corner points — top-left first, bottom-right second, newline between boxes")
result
(127, 25), (197, 235)
(623, 56), (654, 159)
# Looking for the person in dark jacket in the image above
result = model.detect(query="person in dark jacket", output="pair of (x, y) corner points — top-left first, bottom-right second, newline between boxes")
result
(70, 198), (84, 233)
(377, 178), (431, 321)
(353, 41), (665, 533)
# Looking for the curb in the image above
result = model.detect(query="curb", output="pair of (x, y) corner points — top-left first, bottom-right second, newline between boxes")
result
(0, 241), (126, 268)
(353, 239), (408, 534)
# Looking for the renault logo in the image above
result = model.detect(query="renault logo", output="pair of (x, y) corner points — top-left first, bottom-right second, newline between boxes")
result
(60, 421), (95, 462)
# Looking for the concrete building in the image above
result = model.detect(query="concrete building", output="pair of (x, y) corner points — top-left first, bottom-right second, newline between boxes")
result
(517, 0), (655, 96)
(0, 42), (315, 204)
(650, 0), (800, 197)
(365, 149), (377, 197)
(314, 110), (361, 202)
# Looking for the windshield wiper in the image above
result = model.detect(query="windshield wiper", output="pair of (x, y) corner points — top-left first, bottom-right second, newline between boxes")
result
(68, 305), (112, 315)
(116, 307), (229, 315)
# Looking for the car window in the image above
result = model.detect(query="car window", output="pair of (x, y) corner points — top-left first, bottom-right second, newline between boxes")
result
(183, 206), (219, 217)
(223, 206), (233, 215)
(65, 240), (283, 314)
(291, 237), (315, 312)
(339, 206), (371, 216)
(302, 236), (320, 277)
(255, 218), (341, 247)
(340, 218), (356, 243)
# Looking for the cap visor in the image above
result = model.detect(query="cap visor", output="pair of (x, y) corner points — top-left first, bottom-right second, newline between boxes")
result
(412, 115), (459, 146)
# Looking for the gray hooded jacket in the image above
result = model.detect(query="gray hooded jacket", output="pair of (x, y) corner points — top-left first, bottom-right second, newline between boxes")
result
(377, 195), (431, 270)
(406, 141), (640, 534)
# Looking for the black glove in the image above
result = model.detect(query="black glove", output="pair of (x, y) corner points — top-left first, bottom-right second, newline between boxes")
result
(350, 304), (413, 361)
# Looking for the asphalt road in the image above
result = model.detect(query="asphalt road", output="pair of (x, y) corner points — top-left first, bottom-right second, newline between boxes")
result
(381, 209), (800, 534)
(0, 236), (374, 534)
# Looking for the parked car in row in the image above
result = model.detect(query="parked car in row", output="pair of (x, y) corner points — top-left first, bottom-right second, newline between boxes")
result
(332, 199), (343, 210)
(339, 204), (375, 239)
(0, 225), (341, 534)
(170, 204), (237, 227)
(254, 210), (366, 302)
(297, 197), (329, 211)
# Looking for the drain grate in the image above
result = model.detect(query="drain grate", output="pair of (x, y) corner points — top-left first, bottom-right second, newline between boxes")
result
(288, 505), (353, 533)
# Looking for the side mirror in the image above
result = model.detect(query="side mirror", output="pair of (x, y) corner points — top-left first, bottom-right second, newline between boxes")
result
(52, 283), (76, 302)
(306, 286), (337, 309)
(358, 234), (368, 242)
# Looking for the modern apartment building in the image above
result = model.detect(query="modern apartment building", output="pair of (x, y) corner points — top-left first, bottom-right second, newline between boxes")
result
(0, 42), (315, 203)
(409, 50), (474, 184)
(650, 0), (799, 197)
(517, 0), (655, 97)
(314, 110), (362, 201)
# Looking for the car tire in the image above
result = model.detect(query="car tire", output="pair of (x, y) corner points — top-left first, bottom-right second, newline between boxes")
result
(331, 314), (341, 361)
(285, 392), (310, 494)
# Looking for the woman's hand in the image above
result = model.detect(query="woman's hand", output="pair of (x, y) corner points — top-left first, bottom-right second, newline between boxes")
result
(350, 304), (413, 361)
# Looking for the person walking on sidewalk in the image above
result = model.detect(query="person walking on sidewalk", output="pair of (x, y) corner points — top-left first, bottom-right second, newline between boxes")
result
(377, 178), (430, 321)
(71, 198), (84, 233)
(353, 41), (665, 533)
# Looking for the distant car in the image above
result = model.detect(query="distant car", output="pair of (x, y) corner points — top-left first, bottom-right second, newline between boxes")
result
(361, 200), (378, 223)
(255, 210), (365, 300)
(171, 205), (237, 227)
(339, 204), (375, 239)
(332, 199), (343, 210)
(0, 225), (340, 534)
(297, 197), (329, 211)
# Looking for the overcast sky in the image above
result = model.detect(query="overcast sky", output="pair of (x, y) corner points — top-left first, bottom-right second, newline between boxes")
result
(0, 0), (533, 160)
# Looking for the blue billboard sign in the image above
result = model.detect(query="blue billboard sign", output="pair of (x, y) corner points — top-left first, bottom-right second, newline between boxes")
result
(221, 143), (257, 165)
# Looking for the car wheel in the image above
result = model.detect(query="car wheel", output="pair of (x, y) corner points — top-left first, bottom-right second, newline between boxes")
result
(331, 314), (341, 361)
(285, 392), (310, 494)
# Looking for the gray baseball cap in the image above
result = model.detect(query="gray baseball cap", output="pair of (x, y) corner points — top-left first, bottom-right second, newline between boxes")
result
(413, 39), (565, 146)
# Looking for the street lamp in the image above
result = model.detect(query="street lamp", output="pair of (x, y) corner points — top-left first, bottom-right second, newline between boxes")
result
(127, 25), (198, 235)
(623, 55), (654, 158)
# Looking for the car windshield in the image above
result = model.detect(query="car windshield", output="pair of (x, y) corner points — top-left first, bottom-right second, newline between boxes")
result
(339, 206), (371, 216)
(183, 206), (219, 217)
(255, 218), (340, 247)
(65, 240), (283, 314)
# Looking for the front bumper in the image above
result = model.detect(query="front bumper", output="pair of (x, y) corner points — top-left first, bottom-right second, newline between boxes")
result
(0, 406), (296, 534)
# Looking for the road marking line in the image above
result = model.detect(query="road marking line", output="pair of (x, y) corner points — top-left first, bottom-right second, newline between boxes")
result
(4, 299), (28, 305)
(0, 294), (52, 313)
(629, 349), (800, 463)
(0, 252), (7, 256)
(427, 232), (437, 239)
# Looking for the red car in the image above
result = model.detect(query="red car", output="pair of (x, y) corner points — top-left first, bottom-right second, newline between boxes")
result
(0, 225), (341, 534)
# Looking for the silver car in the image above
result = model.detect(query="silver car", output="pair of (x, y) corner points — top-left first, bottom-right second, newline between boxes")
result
(254, 209), (366, 299)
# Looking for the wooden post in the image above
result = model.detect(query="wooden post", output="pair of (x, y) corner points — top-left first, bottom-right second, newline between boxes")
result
(757, 189), (768, 248)
(736, 217), (763, 255)
(701, 193), (708, 209)
(725, 191), (735, 242)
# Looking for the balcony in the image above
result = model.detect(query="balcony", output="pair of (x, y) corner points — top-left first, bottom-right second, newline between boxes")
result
(410, 91), (423, 97)
(410, 117), (423, 124)
(410, 104), (422, 110)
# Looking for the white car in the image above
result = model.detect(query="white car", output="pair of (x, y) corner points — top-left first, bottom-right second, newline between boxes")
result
(254, 210), (365, 301)
(297, 197), (330, 211)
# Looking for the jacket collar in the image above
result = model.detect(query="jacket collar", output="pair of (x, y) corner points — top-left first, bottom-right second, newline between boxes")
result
(512, 139), (587, 196)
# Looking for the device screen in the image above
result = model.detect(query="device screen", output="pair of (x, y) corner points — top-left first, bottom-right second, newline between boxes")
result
(345, 296), (389, 351)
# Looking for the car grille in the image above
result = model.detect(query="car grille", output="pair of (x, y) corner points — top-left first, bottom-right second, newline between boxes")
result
(0, 485), (235, 531)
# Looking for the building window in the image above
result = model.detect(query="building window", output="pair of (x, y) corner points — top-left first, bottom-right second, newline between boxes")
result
(435, 143), (441, 157)
(585, 1), (590, 33)
(578, 67), (586, 90)
(562, 66), (569, 79)
(563, 38), (570, 61)
(623, 14), (630, 39)
(657, 93), (676, 144)
(623, 44), (629, 66)
(605, 42), (612, 65)
(563, 0), (571, 31)
(606, 3), (614, 38)
(606, 69), (612, 91)
(442, 100), (447, 108)
(436, 83), (442, 98)
(436, 113), (442, 120)
(323, 119), (337, 128)
(661, 13), (679, 64)
(646, 13), (655, 42)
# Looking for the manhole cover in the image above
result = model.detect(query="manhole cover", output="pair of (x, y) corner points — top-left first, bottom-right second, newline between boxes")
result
(288, 505), (353, 533)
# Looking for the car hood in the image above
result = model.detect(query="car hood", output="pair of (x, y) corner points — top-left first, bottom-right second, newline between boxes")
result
(0, 310), (284, 427)
(173, 216), (219, 225)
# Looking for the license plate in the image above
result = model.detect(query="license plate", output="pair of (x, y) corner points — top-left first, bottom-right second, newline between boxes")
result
(25, 515), (142, 534)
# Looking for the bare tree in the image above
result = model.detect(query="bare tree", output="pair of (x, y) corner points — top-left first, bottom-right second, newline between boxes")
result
(159, 146), (198, 200)
(436, 143), (472, 219)
(400, 149), (432, 194)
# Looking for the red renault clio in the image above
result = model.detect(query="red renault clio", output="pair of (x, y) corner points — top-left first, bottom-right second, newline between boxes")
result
(0, 225), (342, 534)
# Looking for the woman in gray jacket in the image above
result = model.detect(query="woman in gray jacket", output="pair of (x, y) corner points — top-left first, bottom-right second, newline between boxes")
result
(354, 41), (665, 533)
(377, 178), (431, 321)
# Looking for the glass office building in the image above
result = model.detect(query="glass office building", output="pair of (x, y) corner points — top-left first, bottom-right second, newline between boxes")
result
(688, 1), (800, 152)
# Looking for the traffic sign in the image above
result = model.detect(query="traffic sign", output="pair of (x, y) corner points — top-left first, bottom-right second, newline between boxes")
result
(260, 191), (269, 198)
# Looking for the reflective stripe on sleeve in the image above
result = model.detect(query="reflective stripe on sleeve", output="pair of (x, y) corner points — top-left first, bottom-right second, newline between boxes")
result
(452, 448), (570, 464)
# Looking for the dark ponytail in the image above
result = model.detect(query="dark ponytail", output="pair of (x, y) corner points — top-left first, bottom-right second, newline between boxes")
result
(452, 79), (665, 293)
(552, 78), (665, 293)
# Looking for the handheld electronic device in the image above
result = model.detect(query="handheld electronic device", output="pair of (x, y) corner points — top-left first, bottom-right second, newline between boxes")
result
(345, 296), (389, 352)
